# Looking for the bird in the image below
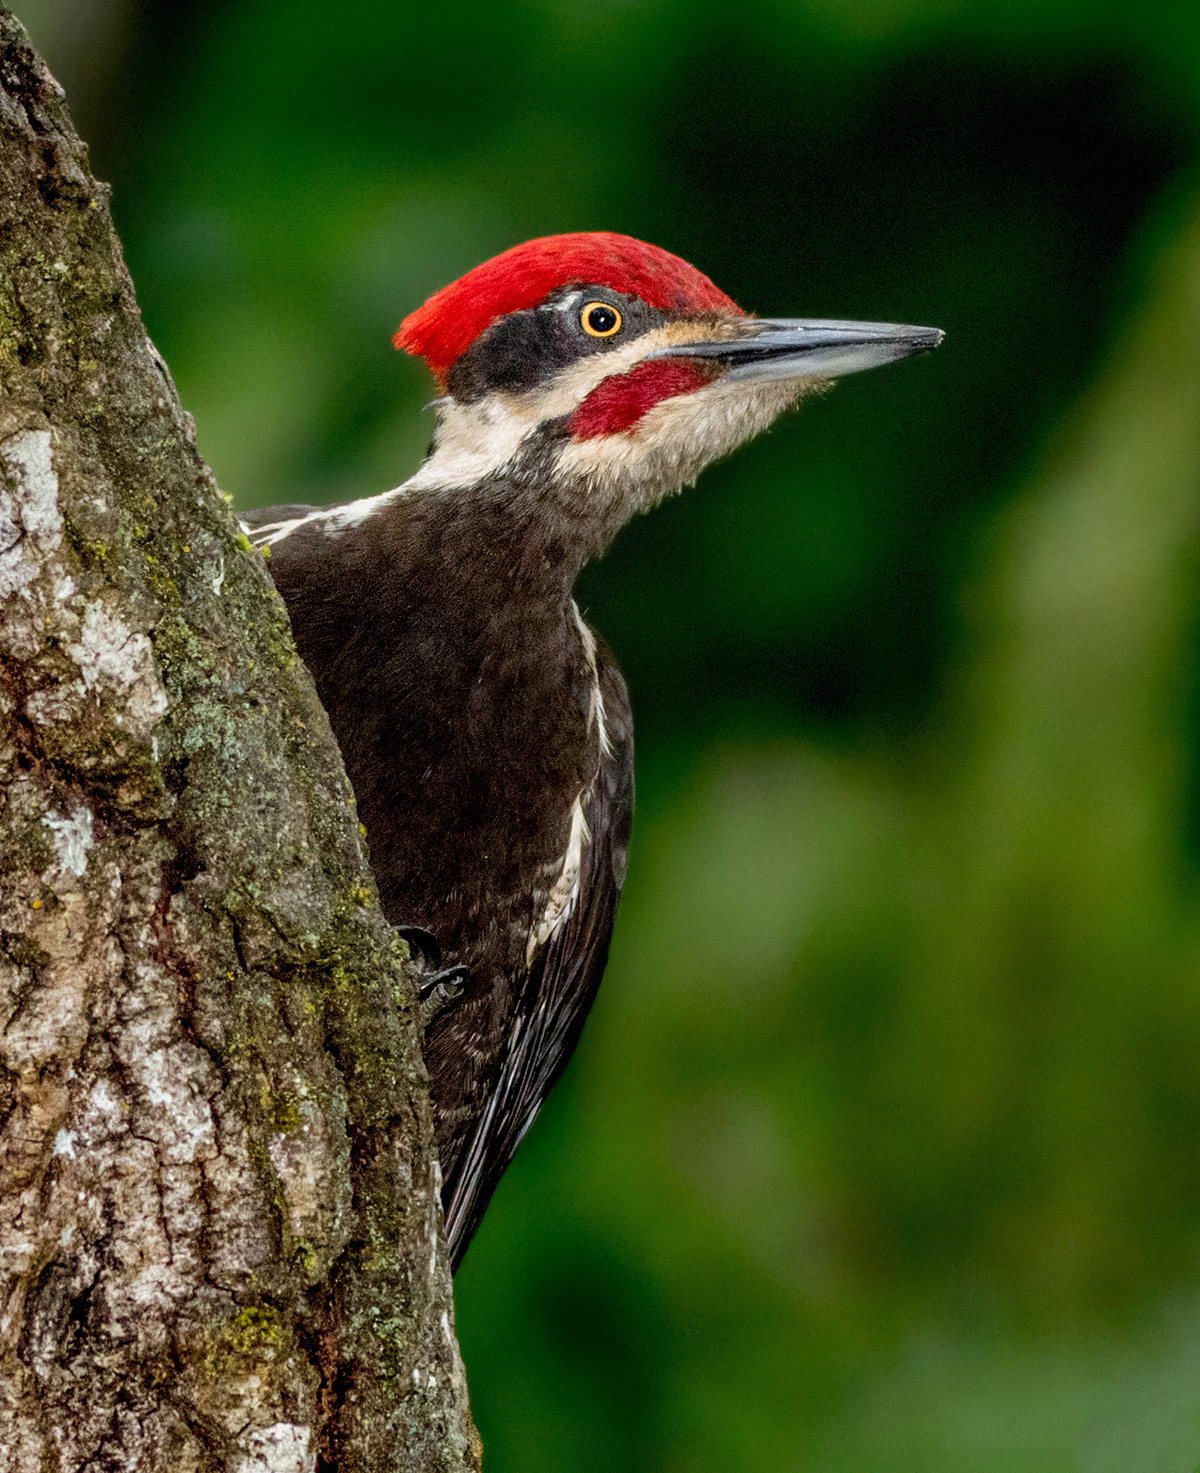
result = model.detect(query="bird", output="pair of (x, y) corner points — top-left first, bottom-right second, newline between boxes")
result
(242, 232), (942, 1269)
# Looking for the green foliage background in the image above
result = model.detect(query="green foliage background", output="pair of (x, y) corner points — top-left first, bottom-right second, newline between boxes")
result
(33, 1), (1200, 1467)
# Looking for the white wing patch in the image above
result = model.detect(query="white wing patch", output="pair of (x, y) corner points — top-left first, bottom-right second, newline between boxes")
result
(524, 605), (609, 966)
(572, 602), (613, 759)
(526, 793), (589, 967)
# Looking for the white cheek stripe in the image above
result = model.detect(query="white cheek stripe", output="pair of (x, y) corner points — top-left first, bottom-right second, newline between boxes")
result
(407, 318), (750, 495)
(239, 319), (769, 546)
(235, 325), (795, 553)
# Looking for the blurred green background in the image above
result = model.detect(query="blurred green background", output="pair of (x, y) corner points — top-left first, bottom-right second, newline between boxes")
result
(31, 1), (1200, 1467)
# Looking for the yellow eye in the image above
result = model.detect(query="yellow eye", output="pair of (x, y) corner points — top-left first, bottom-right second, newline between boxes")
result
(581, 301), (622, 338)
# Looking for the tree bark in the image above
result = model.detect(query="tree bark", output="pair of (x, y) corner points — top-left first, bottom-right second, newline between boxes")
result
(0, 11), (479, 1470)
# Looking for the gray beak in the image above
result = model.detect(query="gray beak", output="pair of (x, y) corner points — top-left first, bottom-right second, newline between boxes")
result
(650, 317), (944, 381)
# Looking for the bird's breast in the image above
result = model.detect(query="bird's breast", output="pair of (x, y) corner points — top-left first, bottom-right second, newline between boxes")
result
(323, 596), (602, 982)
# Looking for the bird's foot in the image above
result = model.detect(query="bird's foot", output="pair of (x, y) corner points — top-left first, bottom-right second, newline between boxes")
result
(419, 965), (470, 1030)
(397, 925), (471, 1029)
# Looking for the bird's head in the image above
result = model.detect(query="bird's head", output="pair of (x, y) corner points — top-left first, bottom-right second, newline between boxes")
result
(396, 232), (941, 551)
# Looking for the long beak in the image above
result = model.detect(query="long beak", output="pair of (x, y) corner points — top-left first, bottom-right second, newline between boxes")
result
(650, 317), (944, 382)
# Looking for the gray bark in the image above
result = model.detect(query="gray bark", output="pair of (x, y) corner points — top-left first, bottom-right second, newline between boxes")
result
(0, 11), (480, 1470)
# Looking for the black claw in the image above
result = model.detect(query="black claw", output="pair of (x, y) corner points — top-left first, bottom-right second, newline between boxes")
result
(396, 924), (442, 970)
(419, 964), (471, 1029)
(396, 924), (468, 1026)
(418, 963), (469, 1002)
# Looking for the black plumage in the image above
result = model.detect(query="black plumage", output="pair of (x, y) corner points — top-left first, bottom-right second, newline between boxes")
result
(243, 485), (633, 1268)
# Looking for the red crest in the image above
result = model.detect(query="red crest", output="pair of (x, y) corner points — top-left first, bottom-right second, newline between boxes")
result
(395, 232), (740, 383)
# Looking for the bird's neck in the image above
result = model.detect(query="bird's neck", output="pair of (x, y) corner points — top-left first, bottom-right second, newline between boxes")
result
(400, 468), (625, 603)
(386, 477), (604, 623)
(405, 396), (641, 579)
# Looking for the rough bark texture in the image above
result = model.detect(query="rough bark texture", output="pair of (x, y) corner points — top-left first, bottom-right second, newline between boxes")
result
(0, 12), (480, 1471)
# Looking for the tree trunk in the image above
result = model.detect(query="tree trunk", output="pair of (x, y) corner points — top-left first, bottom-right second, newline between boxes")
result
(0, 11), (480, 1470)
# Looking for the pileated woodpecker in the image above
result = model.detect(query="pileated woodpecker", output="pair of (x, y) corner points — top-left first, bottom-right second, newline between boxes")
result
(243, 232), (942, 1268)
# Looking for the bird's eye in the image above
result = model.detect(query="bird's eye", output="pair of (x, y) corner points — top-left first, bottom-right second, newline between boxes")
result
(581, 301), (622, 338)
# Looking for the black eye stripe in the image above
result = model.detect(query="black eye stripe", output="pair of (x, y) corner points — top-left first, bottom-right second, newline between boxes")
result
(446, 287), (667, 403)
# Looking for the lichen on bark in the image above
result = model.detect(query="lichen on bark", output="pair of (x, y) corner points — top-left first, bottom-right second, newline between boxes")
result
(0, 10), (479, 1470)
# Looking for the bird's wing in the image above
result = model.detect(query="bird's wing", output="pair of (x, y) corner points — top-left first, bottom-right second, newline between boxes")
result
(442, 653), (634, 1270)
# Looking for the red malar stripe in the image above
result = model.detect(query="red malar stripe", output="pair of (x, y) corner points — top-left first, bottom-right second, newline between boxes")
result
(569, 360), (716, 439)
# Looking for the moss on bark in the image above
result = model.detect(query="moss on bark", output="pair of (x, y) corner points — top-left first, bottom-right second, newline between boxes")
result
(0, 10), (479, 1469)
